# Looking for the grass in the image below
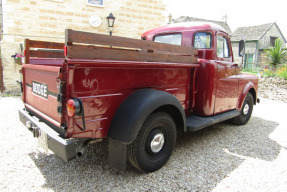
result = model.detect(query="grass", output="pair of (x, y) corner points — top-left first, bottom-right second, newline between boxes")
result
(241, 68), (259, 75)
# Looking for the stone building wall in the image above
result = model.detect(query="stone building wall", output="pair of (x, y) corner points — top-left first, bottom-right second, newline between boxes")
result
(0, 1), (3, 92)
(0, 0), (168, 92)
(258, 24), (285, 49)
(0, 0), (2, 36)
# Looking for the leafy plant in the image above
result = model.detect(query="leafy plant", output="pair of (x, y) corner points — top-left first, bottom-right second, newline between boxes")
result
(263, 39), (287, 69)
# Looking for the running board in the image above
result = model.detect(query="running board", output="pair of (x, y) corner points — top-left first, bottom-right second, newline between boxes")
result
(186, 110), (240, 132)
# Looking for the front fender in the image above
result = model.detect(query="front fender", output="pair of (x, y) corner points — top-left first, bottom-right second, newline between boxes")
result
(108, 89), (186, 144)
(237, 81), (256, 110)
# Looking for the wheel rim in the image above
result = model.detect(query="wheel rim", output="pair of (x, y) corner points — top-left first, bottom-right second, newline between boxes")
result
(150, 133), (165, 153)
(243, 103), (249, 115)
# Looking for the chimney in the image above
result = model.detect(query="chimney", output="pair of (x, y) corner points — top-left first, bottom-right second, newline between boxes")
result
(222, 14), (227, 24)
(168, 13), (173, 24)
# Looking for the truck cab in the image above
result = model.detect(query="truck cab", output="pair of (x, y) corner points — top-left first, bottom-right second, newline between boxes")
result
(142, 22), (258, 118)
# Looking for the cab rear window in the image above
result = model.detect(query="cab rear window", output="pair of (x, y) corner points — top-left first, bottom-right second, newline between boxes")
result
(154, 34), (182, 46)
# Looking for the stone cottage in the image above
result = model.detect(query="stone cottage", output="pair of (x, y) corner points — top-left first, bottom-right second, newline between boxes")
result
(231, 23), (287, 67)
(173, 16), (232, 34)
(0, 0), (168, 93)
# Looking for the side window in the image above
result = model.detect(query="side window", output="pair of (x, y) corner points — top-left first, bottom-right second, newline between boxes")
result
(217, 35), (230, 58)
(154, 34), (182, 46)
(193, 32), (212, 49)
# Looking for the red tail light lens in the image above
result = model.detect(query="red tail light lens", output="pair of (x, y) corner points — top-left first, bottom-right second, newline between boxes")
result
(66, 99), (82, 117)
(64, 46), (67, 57)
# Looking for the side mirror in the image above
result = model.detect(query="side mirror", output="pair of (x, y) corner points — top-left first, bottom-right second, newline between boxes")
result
(239, 40), (245, 57)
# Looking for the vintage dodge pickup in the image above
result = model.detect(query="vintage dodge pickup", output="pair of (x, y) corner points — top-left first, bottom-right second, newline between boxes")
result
(18, 22), (259, 172)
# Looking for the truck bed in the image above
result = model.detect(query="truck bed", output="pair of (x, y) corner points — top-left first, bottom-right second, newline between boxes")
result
(21, 29), (199, 139)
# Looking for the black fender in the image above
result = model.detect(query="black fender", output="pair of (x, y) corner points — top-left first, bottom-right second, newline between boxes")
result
(108, 89), (186, 170)
(108, 88), (186, 144)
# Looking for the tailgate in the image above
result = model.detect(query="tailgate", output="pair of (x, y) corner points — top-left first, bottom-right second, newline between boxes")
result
(23, 64), (64, 128)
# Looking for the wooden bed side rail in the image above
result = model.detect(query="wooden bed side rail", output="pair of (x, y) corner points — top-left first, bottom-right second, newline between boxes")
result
(24, 39), (65, 64)
(65, 29), (198, 64)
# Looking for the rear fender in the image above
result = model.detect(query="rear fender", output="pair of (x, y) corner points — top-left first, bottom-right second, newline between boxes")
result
(108, 88), (186, 144)
(108, 89), (185, 171)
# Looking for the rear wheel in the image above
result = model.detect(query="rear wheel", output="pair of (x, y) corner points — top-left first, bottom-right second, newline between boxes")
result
(232, 92), (254, 125)
(128, 112), (176, 172)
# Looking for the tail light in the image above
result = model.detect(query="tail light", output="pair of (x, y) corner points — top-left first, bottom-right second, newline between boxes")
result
(66, 99), (82, 117)
(64, 46), (67, 57)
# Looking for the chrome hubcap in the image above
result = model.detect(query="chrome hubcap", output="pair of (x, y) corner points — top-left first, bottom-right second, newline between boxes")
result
(150, 133), (165, 153)
(243, 104), (249, 115)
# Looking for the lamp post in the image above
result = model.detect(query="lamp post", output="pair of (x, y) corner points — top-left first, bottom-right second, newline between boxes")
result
(106, 13), (116, 36)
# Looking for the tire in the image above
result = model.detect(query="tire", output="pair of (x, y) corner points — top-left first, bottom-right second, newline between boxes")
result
(232, 92), (254, 125)
(128, 112), (177, 173)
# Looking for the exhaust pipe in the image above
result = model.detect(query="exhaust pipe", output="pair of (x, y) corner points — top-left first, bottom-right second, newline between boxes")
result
(76, 139), (102, 157)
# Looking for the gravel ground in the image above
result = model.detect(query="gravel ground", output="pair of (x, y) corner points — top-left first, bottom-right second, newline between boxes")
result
(0, 97), (287, 192)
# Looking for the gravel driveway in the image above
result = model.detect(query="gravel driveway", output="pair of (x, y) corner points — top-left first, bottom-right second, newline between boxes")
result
(0, 97), (287, 191)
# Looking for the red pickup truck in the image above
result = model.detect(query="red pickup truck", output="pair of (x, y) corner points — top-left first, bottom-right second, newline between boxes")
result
(18, 22), (259, 172)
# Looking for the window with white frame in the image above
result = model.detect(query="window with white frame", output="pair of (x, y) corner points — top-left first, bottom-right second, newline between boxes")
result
(87, 0), (104, 7)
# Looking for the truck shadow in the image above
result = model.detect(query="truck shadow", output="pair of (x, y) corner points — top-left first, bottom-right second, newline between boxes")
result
(29, 116), (281, 191)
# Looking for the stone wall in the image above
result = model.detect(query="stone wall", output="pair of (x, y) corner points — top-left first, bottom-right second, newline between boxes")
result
(259, 77), (287, 103)
(0, 0), (168, 92)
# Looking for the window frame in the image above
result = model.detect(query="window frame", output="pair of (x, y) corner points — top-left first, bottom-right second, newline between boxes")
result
(193, 31), (213, 49)
(87, 0), (104, 7)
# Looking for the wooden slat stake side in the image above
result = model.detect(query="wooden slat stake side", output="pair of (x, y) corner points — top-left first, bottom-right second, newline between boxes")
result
(24, 29), (198, 64)
(65, 29), (198, 64)
(67, 44), (197, 64)
(24, 39), (65, 63)
(24, 39), (30, 64)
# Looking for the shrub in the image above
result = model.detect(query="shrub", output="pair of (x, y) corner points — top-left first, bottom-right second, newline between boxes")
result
(260, 65), (287, 79)
(263, 39), (287, 69)
(261, 69), (276, 78)
(277, 65), (287, 80)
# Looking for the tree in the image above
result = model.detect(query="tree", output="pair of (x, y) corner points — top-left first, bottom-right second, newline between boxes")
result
(264, 39), (287, 69)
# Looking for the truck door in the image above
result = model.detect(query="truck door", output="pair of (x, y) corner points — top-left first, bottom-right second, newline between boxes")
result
(214, 34), (239, 114)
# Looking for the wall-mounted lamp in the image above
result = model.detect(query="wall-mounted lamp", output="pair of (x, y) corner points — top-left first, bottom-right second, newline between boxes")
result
(106, 13), (116, 36)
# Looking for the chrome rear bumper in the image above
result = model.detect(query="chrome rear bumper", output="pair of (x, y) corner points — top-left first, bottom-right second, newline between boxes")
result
(18, 108), (77, 161)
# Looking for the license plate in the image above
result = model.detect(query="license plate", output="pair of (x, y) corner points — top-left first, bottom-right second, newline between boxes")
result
(32, 81), (48, 99)
(38, 130), (49, 152)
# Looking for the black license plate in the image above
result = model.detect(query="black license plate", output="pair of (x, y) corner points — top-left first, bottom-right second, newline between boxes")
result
(32, 81), (48, 99)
